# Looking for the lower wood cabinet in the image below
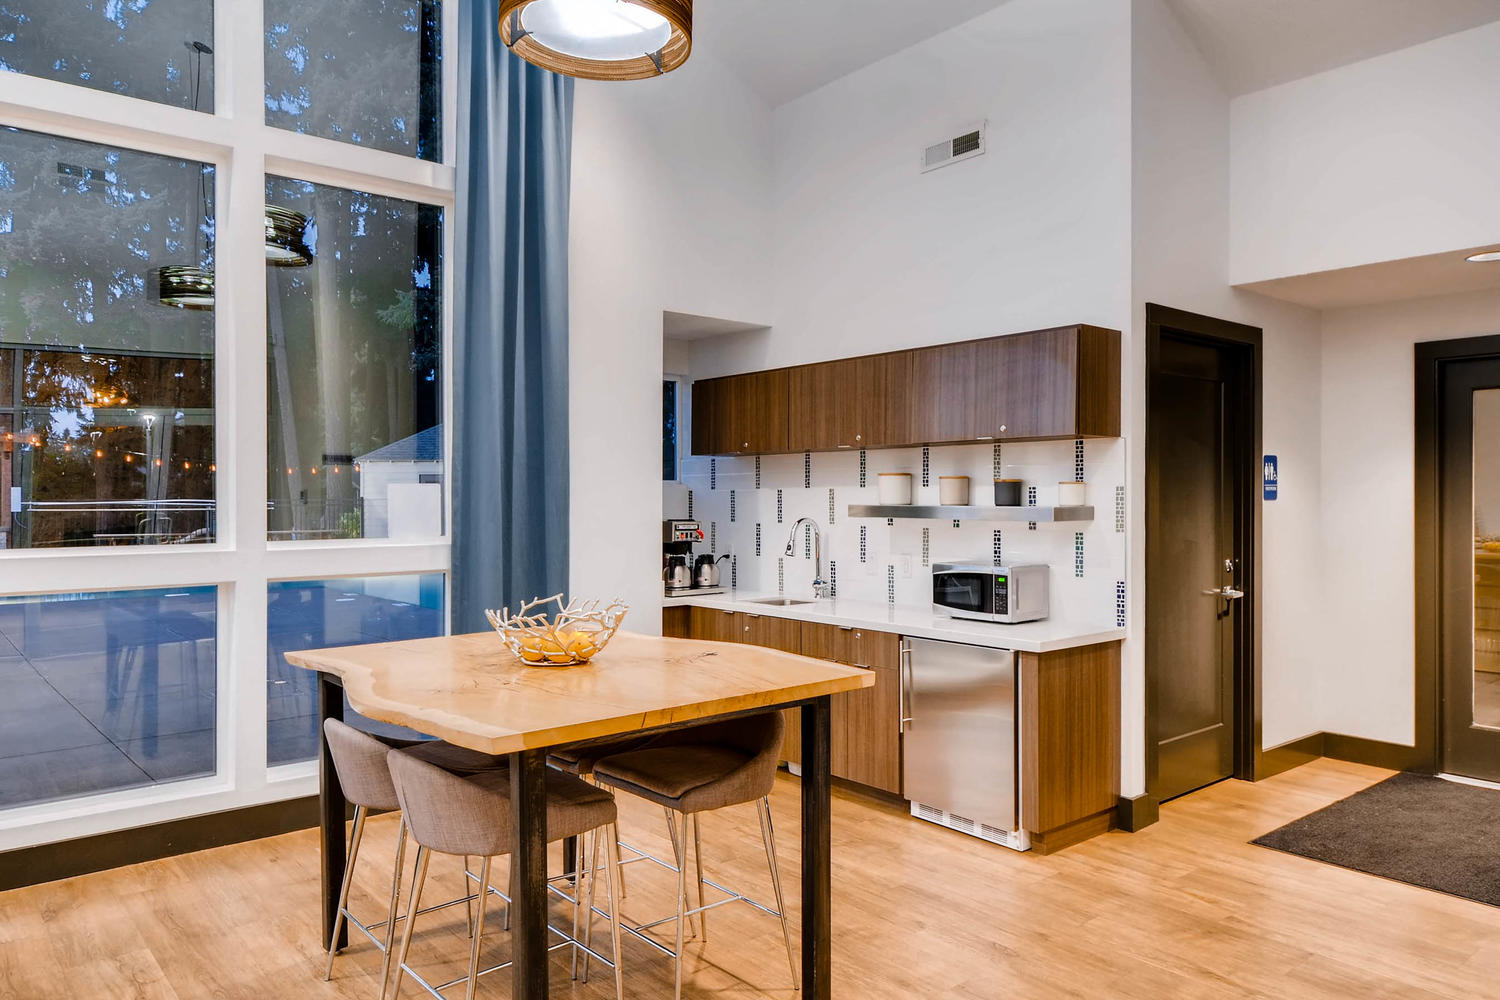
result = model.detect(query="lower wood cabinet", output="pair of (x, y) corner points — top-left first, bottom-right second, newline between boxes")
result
(677, 609), (900, 794)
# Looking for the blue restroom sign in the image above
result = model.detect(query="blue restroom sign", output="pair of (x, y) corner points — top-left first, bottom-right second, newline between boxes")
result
(1263, 455), (1279, 501)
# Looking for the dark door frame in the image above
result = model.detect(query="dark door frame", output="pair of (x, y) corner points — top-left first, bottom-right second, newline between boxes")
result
(1144, 304), (1262, 801)
(1412, 334), (1500, 777)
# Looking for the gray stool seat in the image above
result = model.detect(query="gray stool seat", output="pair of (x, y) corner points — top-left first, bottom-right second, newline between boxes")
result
(387, 752), (616, 858)
(549, 734), (658, 776)
(591, 714), (783, 812)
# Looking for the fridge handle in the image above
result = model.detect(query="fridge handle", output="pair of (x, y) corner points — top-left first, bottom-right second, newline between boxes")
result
(899, 639), (914, 731)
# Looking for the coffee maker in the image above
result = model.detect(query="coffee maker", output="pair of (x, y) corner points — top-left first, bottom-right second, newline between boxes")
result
(663, 519), (723, 597)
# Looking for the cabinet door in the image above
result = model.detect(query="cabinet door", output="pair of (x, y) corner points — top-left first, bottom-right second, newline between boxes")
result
(663, 606), (691, 639)
(800, 621), (852, 662)
(832, 663), (902, 794)
(716, 370), (789, 455)
(906, 341), (980, 445)
(739, 614), (803, 765)
(690, 377), (726, 456)
(789, 355), (907, 451)
(981, 327), (1070, 440)
(688, 606), (739, 643)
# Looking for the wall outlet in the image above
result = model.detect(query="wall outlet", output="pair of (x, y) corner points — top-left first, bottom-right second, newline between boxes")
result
(899, 554), (913, 579)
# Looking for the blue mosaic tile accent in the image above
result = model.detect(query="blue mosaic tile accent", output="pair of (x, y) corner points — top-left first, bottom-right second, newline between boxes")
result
(804, 523), (813, 558)
(886, 564), (896, 604)
(859, 450), (867, 488)
(859, 526), (868, 563)
(887, 517), (894, 527)
(777, 490), (784, 524)
(804, 452), (812, 488)
(953, 519), (961, 529)
(921, 447), (931, 487)
(755, 456), (761, 489)
(992, 443), (1003, 480)
(921, 527), (930, 567)
(1074, 531), (1084, 578)
(1074, 439), (1085, 482)
(992, 529), (1002, 566)
(730, 489), (737, 523)
(710, 521), (717, 553)
(828, 560), (837, 599)
(828, 488), (836, 525)
(778, 558), (785, 594)
(686, 489), (694, 519)
(755, 523), (762, 557)
(1115, 485), (1126, 532)
(1115, 580), (1127, 628)
(710, 458), (717, 491)
(1028, 485), (1037, 531)
(731, 556), (738, 590)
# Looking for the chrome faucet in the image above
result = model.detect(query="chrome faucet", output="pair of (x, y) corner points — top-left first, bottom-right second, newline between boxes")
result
(784, 517), (831, 599)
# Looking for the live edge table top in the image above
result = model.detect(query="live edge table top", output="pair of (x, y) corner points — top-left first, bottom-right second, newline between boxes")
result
(285, 630), (874, 756)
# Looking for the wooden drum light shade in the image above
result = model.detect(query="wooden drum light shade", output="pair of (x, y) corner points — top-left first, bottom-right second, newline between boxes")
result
(498, 0), (692, 81)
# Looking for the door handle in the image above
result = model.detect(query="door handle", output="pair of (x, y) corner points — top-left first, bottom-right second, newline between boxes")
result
(1202, 586), (1245, 600)
(899, 643), (914, 730)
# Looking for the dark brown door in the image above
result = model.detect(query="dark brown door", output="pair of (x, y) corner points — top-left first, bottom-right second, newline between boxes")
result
(1439, 357), (1500, 781)
(1147, 333), (1245, 801)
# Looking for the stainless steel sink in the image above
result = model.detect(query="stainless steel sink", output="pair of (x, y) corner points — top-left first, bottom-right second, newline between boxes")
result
(745, 597), (816, 607)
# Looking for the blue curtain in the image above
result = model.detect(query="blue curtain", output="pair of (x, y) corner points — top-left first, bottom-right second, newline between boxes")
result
(452, 1), (574, 633)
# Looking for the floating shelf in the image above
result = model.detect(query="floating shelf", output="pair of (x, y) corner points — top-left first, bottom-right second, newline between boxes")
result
(847, 504), (1095, 523)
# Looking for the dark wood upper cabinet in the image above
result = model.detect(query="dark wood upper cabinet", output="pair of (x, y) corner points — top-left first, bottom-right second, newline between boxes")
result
(691, 370), (789, 456)
(788, 351), (913, 452)
(690, 324), (1118, 455)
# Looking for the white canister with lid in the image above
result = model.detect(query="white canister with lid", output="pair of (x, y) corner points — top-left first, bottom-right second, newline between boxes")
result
(1057, 481), (1087, 507)
(938, 476), (970, 505)
(877, 473), (913, 505)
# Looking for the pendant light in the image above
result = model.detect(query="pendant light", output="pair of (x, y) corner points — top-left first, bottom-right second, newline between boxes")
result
(264, 205), (314, 267)
(498, 0), (691, 81)
(150, 41), (216, 309)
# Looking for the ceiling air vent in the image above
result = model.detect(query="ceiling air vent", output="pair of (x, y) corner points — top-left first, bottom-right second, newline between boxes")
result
(921, 122), (986, 174)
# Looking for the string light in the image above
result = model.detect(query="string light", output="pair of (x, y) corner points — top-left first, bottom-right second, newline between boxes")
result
(310, 466), (319, 476)
(333, 465), (341, 474)
(95, 449), (103, 458)
(154, 458), (162, 467)
(124, 454), (133, 463)
(183, 461), (191, 470)
(209, 463), (216, 473)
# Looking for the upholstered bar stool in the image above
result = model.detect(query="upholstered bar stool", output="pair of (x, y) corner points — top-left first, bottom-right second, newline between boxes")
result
(548, 734), (664, 905)
(386, 747), (627, 1000)
(591, 712), (798, 1000)
(321, 719), (506, 989)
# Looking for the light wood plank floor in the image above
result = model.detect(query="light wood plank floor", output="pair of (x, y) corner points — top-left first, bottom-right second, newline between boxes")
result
(1, 758), (1497, 999)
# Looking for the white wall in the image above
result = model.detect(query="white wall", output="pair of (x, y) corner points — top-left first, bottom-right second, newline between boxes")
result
(1229, 20), (1500, 285)
(1132, 0), (1324, 754)
(569, 51), (774, 631)
(693, 0), (1133, 380)
(1319, 287), (1500, 743)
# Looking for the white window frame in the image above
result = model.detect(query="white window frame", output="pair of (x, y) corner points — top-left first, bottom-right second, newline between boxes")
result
(0, 0), (457, 850)
(663, 372), (688, 484)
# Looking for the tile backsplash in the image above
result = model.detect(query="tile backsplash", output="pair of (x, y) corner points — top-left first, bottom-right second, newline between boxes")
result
(677, 439), (1127, 625)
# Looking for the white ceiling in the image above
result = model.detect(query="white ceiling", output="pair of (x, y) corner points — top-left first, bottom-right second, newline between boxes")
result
(1164, 0), (1500, 96)
(1236, 245), (1500, 310)
(696, 0), (1012, 108)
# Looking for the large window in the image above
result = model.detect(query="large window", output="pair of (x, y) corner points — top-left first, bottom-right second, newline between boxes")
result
(0, 127), (216, 549)
(267, 574), (444, 766)
(0, 588), (217, 808)
(264, 0), (442, 162)
(0, 1), (451, 848)
(266, 177), (443, 541)
(0, 1), (216, 111)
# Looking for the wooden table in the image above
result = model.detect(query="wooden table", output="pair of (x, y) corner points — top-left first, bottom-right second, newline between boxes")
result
(286, 630), (873, 1000)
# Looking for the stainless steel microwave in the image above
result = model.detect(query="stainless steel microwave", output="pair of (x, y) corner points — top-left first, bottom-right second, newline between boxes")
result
(932, 563), (1050, 624)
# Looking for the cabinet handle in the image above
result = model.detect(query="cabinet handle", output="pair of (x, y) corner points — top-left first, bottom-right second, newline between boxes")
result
(855, 434), (862, 442)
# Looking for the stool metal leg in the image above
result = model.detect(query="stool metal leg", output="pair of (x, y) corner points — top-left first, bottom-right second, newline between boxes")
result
(673, 810), (690, 1000)
(376, 817), (409, 1000)
(464, 856), (492, 1000)
(691, 812), (708, 944)
(604, 823), (626, 1000)
(665, 806), (697, 939)
(389, 845), (431, 1000)
(578, 828), (600, 982)
(324, 804), (368, 980)
(758, 797), (800, 991)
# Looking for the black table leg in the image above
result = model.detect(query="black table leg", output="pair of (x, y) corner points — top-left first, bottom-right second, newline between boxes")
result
(318, 672), (348, 951)
(563, 835), (578, 887)
(511, 749), (549, 999)
(801, 695), (832, 1000)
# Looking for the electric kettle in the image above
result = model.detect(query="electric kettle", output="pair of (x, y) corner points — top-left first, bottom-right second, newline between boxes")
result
(694, 553), (730, 589)
(664, 554), (691, 590)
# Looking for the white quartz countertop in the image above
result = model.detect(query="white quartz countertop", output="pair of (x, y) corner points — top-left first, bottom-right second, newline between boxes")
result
(663, 592), (1125, 654)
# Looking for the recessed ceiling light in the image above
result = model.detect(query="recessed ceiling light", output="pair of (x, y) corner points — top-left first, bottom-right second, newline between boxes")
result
(1466, 250), (1500, 263)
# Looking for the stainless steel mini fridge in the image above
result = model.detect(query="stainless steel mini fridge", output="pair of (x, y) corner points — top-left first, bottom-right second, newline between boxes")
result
(901, 636), (1028, 850)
